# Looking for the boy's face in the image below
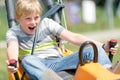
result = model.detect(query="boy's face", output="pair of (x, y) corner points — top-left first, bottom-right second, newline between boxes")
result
(16, 13), (40, 35)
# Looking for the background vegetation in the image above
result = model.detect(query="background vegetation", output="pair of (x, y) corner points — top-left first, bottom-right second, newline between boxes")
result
(0, 5), (8, 41)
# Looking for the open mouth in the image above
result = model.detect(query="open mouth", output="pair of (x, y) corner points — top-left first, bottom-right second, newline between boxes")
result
(28, 26), (35, 31)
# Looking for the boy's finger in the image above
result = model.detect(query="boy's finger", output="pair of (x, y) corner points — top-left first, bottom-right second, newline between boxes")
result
(6, 60), (10, 65)
(7, 66), (18, 73)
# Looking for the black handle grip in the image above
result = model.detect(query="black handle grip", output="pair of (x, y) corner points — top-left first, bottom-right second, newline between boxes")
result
(109, 39), (117, 62)
(9, 59), (20, 80)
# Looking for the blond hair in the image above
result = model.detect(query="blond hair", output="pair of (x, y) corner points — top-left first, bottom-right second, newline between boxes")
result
(15, 0), (42, 18)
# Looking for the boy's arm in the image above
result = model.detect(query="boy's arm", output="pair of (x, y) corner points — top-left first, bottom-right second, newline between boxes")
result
(60, 29), (103, 46)
(6, 41), (19, 73)
(59, 29), (118, 54)
(7, 41), (19, 61)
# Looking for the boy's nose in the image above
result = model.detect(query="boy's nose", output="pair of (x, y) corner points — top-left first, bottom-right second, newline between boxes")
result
(31, 19), (36, 25)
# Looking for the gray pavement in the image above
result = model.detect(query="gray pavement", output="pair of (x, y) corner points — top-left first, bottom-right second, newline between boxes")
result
(0, 29), (120, 49)
(83, 29), (120, 42)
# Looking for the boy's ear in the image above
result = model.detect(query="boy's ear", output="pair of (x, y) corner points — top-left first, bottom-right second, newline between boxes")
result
(15, 16), (19, 22)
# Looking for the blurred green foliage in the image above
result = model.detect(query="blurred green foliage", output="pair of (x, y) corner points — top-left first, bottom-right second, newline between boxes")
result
(0, 48), (8, 80)
(0, 5), (8, 41)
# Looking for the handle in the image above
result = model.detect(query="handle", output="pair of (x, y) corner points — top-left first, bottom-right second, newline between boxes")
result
(79, 41), (98, 66)
(109, 39), (117, 62)
(9, 59), (20, 80)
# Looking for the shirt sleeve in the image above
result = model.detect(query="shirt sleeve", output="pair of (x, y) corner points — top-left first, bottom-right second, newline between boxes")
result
(6, 29), (18, 45)
(43, 18), (65, 37)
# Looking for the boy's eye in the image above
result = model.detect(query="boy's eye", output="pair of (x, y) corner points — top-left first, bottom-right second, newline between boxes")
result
(35, 16), (39, 20)
(26, 18), (31, 20)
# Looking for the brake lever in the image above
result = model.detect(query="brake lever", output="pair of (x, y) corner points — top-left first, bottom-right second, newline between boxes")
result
(109, 39), (117, 62)
(9, 59), (20, 80)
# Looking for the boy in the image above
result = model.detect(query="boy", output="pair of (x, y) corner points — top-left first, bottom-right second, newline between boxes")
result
(6, 0), (118, 80)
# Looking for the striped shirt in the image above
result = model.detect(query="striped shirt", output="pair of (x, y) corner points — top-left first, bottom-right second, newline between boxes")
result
(6, 18), (65, 58)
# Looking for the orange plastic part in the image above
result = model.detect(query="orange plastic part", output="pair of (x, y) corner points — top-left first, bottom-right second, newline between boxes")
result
(73, 62), (120, 80)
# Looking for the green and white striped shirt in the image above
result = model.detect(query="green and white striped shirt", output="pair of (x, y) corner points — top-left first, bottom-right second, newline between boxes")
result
(6, 18), (65, 58)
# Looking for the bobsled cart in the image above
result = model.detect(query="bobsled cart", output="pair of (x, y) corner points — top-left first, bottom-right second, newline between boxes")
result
(5, 0), (120, 80)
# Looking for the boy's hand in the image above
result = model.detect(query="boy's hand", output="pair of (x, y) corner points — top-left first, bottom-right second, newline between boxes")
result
(103, 39), (119, 55)
(6, 60), (19, 73)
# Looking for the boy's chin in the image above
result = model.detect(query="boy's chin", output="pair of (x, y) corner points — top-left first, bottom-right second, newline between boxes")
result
(28, 33), (34, 35)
